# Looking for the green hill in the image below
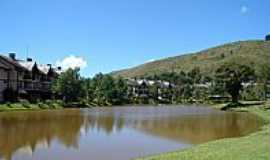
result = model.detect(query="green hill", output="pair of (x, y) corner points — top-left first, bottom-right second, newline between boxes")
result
(112, 40), (270, 78)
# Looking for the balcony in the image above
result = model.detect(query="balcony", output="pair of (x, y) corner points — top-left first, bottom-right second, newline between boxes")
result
(19, 80), (52, 92)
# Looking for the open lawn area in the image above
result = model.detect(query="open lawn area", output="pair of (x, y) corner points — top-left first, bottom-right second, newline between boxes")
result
(136, 104), (270, 160)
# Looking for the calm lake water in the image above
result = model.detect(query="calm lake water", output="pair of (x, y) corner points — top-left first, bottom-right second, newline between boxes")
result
(0, 106), (264, 160)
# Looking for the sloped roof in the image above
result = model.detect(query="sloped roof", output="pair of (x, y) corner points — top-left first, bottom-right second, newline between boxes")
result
(0, 54), (63, 75)
(37, 64), (50, 74)
(0, 60), (10, 70)
(17, 61), (36, 71)
(54, 67), (63, 75)
(18, 60), (62, 75)
(0, 55), (27, 71)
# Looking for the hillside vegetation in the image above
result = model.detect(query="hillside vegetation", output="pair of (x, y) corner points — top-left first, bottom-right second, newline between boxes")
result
(112, 40), (270, 78)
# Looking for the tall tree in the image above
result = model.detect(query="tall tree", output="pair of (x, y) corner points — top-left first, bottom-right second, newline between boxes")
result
(257, 65), (270, 100)
(215, 63), (255, 103)
(114, 77), (128, 104)
(89, 74), (128, 106)
(52, 68), (84, 102)
(188, 67), (201, 84)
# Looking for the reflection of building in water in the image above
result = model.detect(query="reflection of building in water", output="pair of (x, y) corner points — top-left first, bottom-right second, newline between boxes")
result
(0, 110), (84, 160)
(13, 140), (49, 157)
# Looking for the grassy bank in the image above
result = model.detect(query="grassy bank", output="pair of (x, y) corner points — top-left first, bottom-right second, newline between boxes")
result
(136, 103), (270, 160)
(0, 101), (64, 112)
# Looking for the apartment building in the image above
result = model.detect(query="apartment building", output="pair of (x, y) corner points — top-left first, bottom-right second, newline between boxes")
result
(0, 53), (62, 102)
(126, 78), (175, 102)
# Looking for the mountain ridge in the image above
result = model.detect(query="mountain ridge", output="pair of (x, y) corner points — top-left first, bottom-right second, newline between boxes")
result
(112, 40), (270, 78)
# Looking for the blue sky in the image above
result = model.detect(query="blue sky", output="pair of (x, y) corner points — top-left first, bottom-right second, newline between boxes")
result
(0, 0), (269, 77)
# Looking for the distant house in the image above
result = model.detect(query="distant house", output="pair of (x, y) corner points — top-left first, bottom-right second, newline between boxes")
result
(127, 79), (150, 98)
(155, 80), (174, 102)
(0, 53), (62, 102)
(126, 78), (174, 102)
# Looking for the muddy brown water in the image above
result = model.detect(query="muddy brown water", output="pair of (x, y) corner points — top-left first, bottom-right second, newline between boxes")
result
(0, 105), (264, 160)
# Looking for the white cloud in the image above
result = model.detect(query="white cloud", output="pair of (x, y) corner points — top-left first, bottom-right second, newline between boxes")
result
(56, 55), (87, 70)
(241, 6), (248, 14)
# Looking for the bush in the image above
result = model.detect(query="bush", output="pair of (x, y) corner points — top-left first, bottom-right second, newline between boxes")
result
(50, 103), (57, 109)
(38, 103), (48, 109)
(20, 99), (31, 108)
(241, 84), (265, 101)
(6, 102), (12, 108)
(45, 100), (53, 105)
(79, 99), (90, 107)
(55, 100), (64, 105)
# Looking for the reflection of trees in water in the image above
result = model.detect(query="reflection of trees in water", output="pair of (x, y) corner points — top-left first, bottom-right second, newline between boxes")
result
(129, 113), (263, 144)
(83, 114), (125, 134)
(0, 108), (264, 160)
(82, 109), (263, 145)
(0, 110), (84, 160)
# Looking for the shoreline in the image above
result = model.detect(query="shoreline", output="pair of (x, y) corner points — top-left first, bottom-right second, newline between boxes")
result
(0, 102), (64, 112)
(135, 104), (270, 160)
(0, 102), (215, 112)
(0, 102), (269, 159)
(0, 101), (265, 112)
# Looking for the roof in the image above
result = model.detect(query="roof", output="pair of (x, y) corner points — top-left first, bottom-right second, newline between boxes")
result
(127, 79), (174, 88)
(0, 54), (63, 75)
(0, 60), (10, 70)
(37, 64), (51, 74)
(17, 61), (36, 71)
(54, 67), (63, 75)
(0, 55), (27, 71)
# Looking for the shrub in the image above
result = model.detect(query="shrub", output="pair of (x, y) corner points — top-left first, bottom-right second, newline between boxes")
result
(55, 100), (64, 106)
(38, 103), (48, 109)
(79, 99), (89, 107)
(45, 100), (53, 105)
(6, 102), (12, 108)
(50, 103), (57, 109)
(19, 99), (31, 108)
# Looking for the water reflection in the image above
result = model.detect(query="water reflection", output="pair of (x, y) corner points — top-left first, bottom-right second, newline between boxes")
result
(0, 107), (264, 160)
(130, 113), (263, 144)
(0, 110), (83, 160)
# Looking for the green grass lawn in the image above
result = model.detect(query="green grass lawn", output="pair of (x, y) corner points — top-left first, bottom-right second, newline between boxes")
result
(0, 102), (63, 112)
(136, 105), (270, 160)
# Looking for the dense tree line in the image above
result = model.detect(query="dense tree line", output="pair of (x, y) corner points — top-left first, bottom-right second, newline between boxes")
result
(52, 70), (128, 106)
(52, 62), (270, 106)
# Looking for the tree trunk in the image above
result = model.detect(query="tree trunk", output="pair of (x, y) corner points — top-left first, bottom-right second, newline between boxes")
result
(231, 94), (239, 103)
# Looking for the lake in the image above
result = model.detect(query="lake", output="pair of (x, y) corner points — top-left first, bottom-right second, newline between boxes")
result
(0, 105), (264, 160)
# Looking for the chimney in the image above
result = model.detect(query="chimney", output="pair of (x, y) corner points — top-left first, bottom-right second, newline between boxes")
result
(47, 64), (52, 67)
(26, 58), (32, 62)
(9, 53), (16, 60)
